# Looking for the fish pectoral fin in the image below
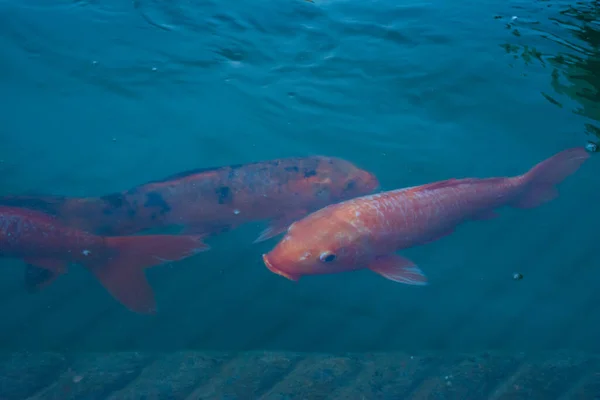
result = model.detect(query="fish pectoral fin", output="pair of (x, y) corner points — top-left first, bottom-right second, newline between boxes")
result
(24, 263), (62, 292)
(254, 224), (286, 243)
(22, 259), (68, 292)
(254, 211), (308, 243)
(23, 258), (68, 274)
(368, 254), (428, 286)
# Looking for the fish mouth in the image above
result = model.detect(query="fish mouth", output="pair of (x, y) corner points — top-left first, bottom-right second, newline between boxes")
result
(366, 173), (380, 191)
(262, 254), (299, 281)
(358, 170), (380, 193)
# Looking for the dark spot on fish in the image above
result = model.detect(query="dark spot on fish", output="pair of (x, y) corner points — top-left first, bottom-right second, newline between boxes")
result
(285, 166), (299, 173)
(344, 180), (356, 192)
(100, 193), (128, 215)
(144, 191), (171, 215)
(100, 193), (125, 209)
(216, 186), (233, 204)
(316, 188), (330, 198)
(24, 264), (55, 293)
(100, 193), (138, 221)
(303, 169), (317, 178)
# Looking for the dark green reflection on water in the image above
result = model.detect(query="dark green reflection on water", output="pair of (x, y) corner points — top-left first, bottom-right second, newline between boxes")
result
(500, 1), (600, 141)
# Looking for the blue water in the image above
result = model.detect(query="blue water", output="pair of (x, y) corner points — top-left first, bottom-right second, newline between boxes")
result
(0, 0), (598, 353)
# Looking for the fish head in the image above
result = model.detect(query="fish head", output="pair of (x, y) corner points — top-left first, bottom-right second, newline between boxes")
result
(284, 157), (378, 208)
(262, 206), (367, 280)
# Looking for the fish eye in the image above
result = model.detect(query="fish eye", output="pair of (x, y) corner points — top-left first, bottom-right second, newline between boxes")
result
(319, 251), (337, 263)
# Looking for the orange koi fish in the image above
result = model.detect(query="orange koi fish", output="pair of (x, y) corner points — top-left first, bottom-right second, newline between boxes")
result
(263, 147), (590, 283)
(0, 156), (378, 242)
(0, 206), (207, 313)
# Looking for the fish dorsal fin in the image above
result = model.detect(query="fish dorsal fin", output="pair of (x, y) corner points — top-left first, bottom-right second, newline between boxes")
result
(144, 165), (232, 184)
(0, 195), (66, 216)
(408, 177), (499, 193)
(408, 178), (461, 193)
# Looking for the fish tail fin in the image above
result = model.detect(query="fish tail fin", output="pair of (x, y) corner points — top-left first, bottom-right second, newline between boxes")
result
(512, 147), (590, 209)
(89, 235), (209, 314)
